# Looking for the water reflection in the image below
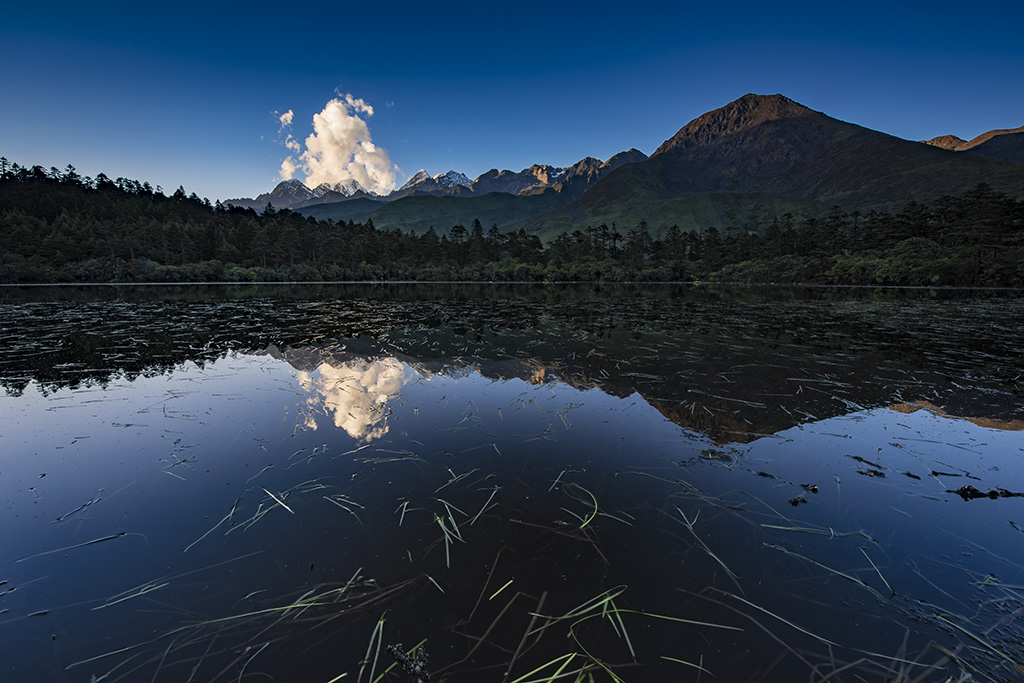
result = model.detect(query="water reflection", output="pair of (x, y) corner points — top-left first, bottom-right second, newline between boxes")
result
(294, 356), (411, 441)
(891, 399), (1024, 431)
(1, 285), (1023, 682)
(1, 286), (1021, 446)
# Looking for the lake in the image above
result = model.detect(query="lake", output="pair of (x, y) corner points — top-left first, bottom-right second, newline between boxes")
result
(1, 283), (1023, 682)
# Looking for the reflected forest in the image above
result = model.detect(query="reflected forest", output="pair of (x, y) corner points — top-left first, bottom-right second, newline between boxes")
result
(2, 159), (1023, 286)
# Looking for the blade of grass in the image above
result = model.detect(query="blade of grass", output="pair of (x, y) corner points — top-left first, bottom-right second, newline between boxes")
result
(358, 615), (385, 683)
(471, 487), (500, 525)
(662, 655), (713, 676)
(718, 590), (839, 646)
(16, 532), (130, 562)
(507, 653), (576, 683)
(860, 546), (896, 597)
(676, 507), (742, 592)
(766, 543), (884, 600)
(489, 579), (513, 601)
(261, 487), (295, 514)
(502, 591), (548, 683)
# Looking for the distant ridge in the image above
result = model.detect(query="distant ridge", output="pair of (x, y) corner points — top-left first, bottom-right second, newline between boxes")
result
(923, 134), (969, 150)
(924, 125), (1024, 164)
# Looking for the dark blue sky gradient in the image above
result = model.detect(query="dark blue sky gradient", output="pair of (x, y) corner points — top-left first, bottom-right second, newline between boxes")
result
(3, 0), (1022, 200)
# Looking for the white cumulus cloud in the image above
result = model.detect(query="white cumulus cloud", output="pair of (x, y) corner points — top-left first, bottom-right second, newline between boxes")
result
(275, 95), (397, 195)
(279, 156), (298, 181)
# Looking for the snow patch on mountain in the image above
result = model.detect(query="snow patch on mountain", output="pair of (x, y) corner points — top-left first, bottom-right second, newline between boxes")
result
(399, 169), (432, 192)
(278, 179), (314, 201)
(313, 178), (369, 197)
(433, 170), (471, 187)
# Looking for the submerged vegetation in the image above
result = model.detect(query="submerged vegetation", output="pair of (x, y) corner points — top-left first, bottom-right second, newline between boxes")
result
(2, 157), (1023, 285)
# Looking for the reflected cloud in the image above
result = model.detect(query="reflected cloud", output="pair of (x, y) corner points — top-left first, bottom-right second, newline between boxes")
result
(297, 358), (411, 442)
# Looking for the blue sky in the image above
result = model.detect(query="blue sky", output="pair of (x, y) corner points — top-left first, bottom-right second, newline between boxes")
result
(2, 0), (1022, 201)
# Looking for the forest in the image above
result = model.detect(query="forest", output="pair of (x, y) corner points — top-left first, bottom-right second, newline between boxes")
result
(2, 157), (1023, 286)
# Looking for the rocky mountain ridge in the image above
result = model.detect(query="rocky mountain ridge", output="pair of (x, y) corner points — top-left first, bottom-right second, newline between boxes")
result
(230, 148), (649, 211)
(522, 93), (1024, 240)
(227, 177), (372, 211)
(923, 125), (1024, 164)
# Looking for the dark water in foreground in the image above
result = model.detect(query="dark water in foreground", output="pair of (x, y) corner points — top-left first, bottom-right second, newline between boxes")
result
(1, 284), (1023, 682)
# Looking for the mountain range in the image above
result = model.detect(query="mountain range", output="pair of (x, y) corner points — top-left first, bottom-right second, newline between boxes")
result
(227, 178), (373, 211)
(229, 94), (1024, 238)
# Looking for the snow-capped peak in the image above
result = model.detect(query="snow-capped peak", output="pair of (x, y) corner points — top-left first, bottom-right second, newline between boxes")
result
(312, 178), (368, 197)
(274, 179), (314, 201)
(399, 169), (432, 192)
(433, 170), (471, 188)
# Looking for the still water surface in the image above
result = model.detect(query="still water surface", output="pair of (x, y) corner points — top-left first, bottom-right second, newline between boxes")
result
(1, 284), (1022, 682)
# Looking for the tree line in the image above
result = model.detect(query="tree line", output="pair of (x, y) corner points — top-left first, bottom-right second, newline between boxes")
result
(2, 157), (1022, 286)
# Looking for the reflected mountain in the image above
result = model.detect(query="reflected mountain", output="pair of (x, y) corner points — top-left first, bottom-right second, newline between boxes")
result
(891, 400), (1024, 432)
(2, 284), (1021, 442)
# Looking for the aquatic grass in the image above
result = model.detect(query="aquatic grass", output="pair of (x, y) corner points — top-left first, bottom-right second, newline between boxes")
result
(51, 494), (102, 524)
(764, 543), (885, 600)
(859, 546), (896, 597)
(509, 518), (610, 565)
(244, 464), (273, 483)
(675, 507), (742, 592)
(235, 640), (269, 682)
(712, 588), (840, 647)
(93, 551), (263, 612)
(661, 655), (713, 677)
(15, 531), (141, 563)
(357, 614), (386, 683)
(448, 591), (525, 670)
(67, 571), (417, 681)
(621, 470), (707, 500)
(323, 494), (365, 526)
(506, 653), (584, 683)
(471, 486), (501, 525)
(932, 610), (1024, 674)
(679, 586), (831, 673)
(528, 586), (628, 636)
(183, 497), (241, 552)
(559, 597), (742, 676)
(489, 578), (514, 601)
(92, 580), (169, 610)
(84, 652), (145, 683)
(436, 467), (480, 492)
(260, 487), (295, 514)
(604, 599), (634, 660)
(434, 514), (462, 567)
(562, 482), (598, 529)
(760, 523), (877, 544)
(501, 591), (548, 683)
